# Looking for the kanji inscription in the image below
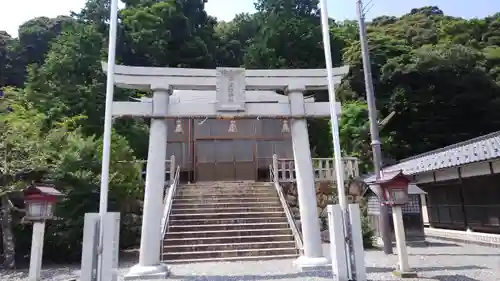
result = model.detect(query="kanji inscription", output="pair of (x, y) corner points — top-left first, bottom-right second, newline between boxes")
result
(216, 67), (245, 112)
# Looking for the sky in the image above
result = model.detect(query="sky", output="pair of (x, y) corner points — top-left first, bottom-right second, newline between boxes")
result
(1, 0), (499, 37)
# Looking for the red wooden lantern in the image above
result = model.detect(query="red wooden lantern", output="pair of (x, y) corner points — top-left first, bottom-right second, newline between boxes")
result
(374, 170), (411, 206)
(23, 183), (62, 221)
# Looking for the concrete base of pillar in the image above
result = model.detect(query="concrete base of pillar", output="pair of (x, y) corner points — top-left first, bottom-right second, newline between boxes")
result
(294, 255), (330, 271)
(123, 263), (170, 280)
(392, 270), (418, 278)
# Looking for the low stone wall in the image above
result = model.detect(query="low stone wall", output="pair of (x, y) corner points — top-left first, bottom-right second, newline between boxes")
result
(425, 227), (500, 248)
(281, 181), (361, 241)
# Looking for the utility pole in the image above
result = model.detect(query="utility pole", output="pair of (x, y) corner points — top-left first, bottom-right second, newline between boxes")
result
(356, 0), (393, 254)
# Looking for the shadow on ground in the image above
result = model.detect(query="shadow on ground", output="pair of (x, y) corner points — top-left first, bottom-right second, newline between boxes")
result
(367, 265), (487, 273)
(410, 253), (500, 257)
(429, 275), (483, 281)
(168, 271), (333, 281)
(0, 267), (77, 280)
(409, 241), (460, 248)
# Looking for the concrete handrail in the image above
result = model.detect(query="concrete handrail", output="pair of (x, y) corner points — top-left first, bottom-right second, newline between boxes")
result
(269, 163), (304, 254)
(161, 165), (180, 239)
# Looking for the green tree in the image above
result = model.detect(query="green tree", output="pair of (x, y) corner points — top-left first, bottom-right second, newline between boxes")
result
(18, 16), (77, 67)
(245, 0), (342, 69)
(38, 131), (142, 262)
(0, 31), (9, 85)
(0, 32), (25, 87)
(24, 23), (107, 135)
(0, 87), (142, 264)
(338, 7), (500, 160)
(380, 44), (500, 158)
(214, 13), (260, 67)
(120, 0), (217, 68)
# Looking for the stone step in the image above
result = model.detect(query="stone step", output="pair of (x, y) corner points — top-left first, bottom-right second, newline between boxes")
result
(183, 180), (257, 184)
(172, 201), (281, 209)
(163, 253), (298, 264)
(161, 247), (298, 261)
(162, 234), (294, 246)
(179, 186), (273, 191)
(163, 241), (296, 253)
(176, 192), (277, 200)
(177, 190), (277, 197)
(165, 228), (292, 239)
(179, 182), (272, 187)
(180, 184), (273, 189)
(173, 197), (279, 204)
(163, 181), (299, 263)
(170, 206), (284, 215)
(180, 186), (273, 190)
(169, 211), (286, 220)
(169, 217), (288, 226)
(168, 222), (290, 232)
(181, 181), (269, 187)
(177, 189), (275, 196)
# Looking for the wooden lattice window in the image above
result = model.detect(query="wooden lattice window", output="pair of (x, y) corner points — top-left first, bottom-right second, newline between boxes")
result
(401, 195), (421, 214)
(367, 195), (380, 215)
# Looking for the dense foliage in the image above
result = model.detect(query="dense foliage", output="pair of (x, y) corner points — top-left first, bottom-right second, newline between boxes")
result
(0, 0), (499, 266)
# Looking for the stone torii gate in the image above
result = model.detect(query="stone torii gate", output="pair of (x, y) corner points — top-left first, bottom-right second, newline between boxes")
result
(103, 63), (349, 279)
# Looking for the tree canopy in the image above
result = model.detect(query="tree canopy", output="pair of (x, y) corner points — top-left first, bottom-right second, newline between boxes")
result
(0, 0), (499, 265)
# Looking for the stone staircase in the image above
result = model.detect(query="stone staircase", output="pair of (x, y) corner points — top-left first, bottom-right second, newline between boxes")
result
(162, 181), (299, 263)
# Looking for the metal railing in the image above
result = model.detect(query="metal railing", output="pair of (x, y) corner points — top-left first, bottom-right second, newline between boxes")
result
(269, 159), (304, 254)
(275, 156), (359, 182)
(160, 164), (181, 240)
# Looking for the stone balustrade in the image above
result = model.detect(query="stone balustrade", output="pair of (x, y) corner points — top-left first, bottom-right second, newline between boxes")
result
(275, 157), (360, 183)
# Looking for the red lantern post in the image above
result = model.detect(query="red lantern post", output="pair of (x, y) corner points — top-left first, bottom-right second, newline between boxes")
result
(373, 170), (417, 278)
(23, 183), (63, 281)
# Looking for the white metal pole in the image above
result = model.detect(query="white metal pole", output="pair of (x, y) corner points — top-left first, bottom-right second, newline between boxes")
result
(99, 0), (119, 221)
(319, 0), (347, 213)
(98, 0), (119, 280)
(319, 0), (354, 278)
(28, 221), (46, 281)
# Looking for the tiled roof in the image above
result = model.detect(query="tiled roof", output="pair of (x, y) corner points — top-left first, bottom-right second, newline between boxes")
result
(360, 174), (426, 196)
(384, 131), (500, 175)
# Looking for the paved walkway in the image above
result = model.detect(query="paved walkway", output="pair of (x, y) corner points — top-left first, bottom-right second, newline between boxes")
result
(2, 239), (499, 280)
(363, 240), (500, 281)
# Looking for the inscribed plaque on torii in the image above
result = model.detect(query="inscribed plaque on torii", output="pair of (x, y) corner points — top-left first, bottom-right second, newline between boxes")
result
(216, 67), (246, 112)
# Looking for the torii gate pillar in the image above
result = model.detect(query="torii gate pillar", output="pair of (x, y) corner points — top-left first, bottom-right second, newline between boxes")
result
(125, 88), (171, 279)
(288, 85), (329, 270)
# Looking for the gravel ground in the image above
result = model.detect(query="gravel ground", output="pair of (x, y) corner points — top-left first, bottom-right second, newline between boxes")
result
(1, 239), (499, 281)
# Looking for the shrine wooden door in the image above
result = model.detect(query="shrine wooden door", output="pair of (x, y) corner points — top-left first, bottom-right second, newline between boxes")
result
(195, 139), (255, 181)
